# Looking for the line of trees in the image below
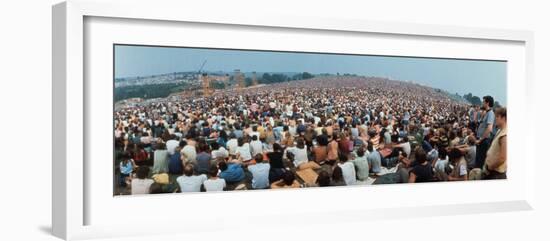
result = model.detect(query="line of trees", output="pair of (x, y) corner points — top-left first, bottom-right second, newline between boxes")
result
(114, 82), (189, 101)
(259, 72), (314, 85)
(463, 93), (502, 107)
(463, 93), (482, 105)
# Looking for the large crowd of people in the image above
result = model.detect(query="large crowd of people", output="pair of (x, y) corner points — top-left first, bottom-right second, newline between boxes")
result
(113, 76), (508, 195)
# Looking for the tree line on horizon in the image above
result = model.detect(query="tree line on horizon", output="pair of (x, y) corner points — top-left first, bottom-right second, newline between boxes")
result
(462, 92), (502, 107)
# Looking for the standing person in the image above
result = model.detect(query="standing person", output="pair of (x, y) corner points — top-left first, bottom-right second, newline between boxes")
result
(475, 96), (495, 168)
(483, 108), (507, 179)
(176, 164), (207, 193)
(248, 154), (271, 189)
(203, 165), (226, 192)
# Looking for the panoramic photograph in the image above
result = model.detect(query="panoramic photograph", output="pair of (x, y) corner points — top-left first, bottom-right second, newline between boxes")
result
(113, 44), (507, 196)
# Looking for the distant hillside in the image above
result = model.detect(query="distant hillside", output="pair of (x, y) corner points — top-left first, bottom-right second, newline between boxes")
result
(114, 71), (315, 101)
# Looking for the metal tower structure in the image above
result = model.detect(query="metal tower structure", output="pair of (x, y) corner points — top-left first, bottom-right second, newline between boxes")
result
(201, 73), (211, 96)
(234, 69), (245, 90)
(252, 71), (258, 86)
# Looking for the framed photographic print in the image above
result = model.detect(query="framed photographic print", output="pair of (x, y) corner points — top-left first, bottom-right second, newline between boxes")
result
(52, 0), (535, 240)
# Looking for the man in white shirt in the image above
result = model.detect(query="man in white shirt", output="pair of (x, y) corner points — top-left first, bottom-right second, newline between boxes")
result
(166, 138), (179, 155)
(285, 139), (309, 169)
(338, 154), (357, 185)
(131, 166), (154, 195)
(249, 135), (263, 157)
(248, 125), (260, 140)
(203, 165), (226, 192)
(211, 142), (229, 160)
(177, 164), (207, 192)
(226, 134), (239, 156)
(235, 138), (252, 162)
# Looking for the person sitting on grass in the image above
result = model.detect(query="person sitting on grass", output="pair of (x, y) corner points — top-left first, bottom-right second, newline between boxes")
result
(408, 149), (434, 183)
(203, 164), (226, 192)
(351, 147), (369, 181)
(119, 152), (135, 188)
(267, 143), (286, 183)
(271, 171), (300, 189)
(131, 166), (154, 195)
(447, 148), (468, 181)
(337, 153), (356, 185)
(250, 135), (263, 157)
(433, 148), (448, 181)
(149, 182), (170, 194)
(286, 138), (318, 170)
(248, 154), (271, 189)
(211, 142), (229, 160)
(218, 159), (245, 185)
(195, 142), (212, 175)
(176, 164), (207, 193)
(315, 171), (331, 187)
(152, 142), (169, 174)
(168, 146), (184, 175)
(235, 137), (253, 164)
(330, 166), (346, 186)
(366, 141), (382, 175)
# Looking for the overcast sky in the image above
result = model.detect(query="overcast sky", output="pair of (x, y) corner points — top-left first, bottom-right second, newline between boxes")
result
(115, 45), (507, 103)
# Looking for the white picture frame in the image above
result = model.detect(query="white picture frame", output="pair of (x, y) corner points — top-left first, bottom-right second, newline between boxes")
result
(52, 0), (535, 240)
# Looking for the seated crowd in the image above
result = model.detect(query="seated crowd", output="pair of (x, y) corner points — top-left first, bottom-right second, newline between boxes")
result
(114, 76), (508, 195)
